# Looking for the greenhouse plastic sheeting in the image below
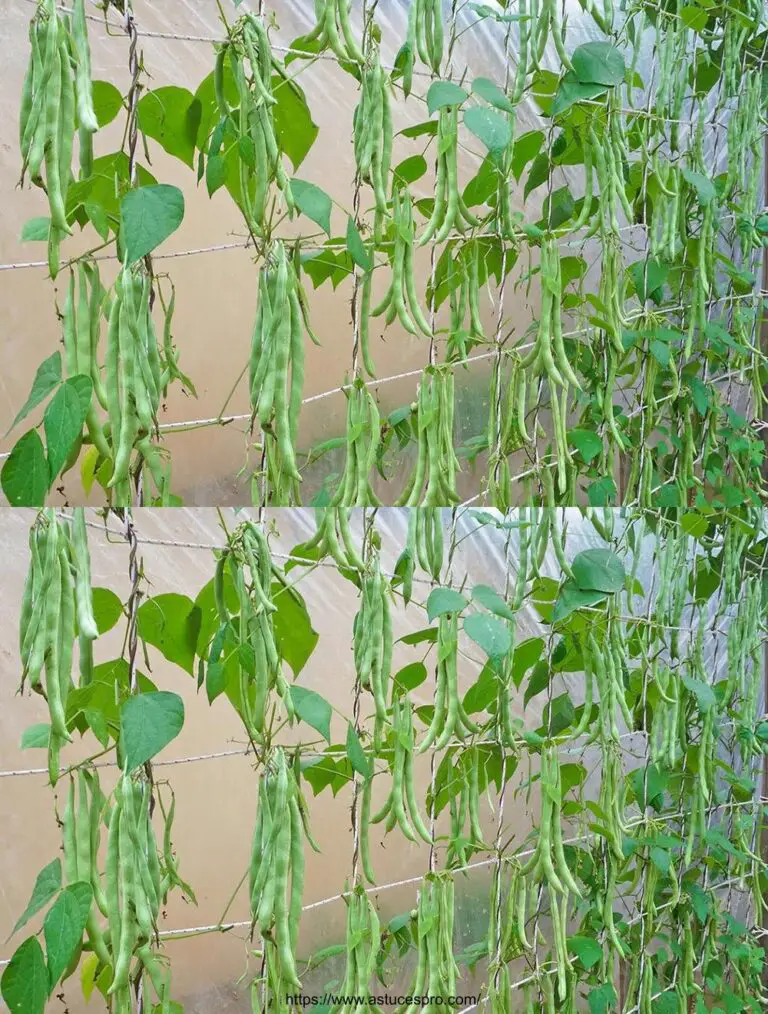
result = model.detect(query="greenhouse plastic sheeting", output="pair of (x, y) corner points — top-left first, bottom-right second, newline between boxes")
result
(0, 1), (747, 504)
(0, 507), (761, 1011)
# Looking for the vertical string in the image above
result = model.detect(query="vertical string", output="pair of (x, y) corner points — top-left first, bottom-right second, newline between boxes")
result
(350, 508), (370, 882)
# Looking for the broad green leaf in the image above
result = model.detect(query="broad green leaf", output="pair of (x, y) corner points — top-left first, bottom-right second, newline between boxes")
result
(91, 588), (123, 634)
(463, 613), (512, 660)
(289, 686), (332, 742)
(569, 428), (602, 463)
(463, 154), (498, 207)
(571, 549), (625, 593)
(682, 675), (716, 713)
(630, 258), (668, 303)
(426, 587), (468, 622)
(290, 179), (332, 235)
(393, 661), (428, 697)
(1, 431), (48, 506)
(137, 593), (201, 676)
(67, 152), (157, 234)
(80, 952), (99, 1003)
(471, 77), (515, 112)
(524, 661), (552, 705)
(511, 638), (545, 688)
(120, 691), (185, 771)
(346, 216), (372, 271)
(20, 724), (50, 750)
(552, 74), (608, 116)
(463, 662), (497, 714)
(1, 937), (47, 1014)
(587, 984), (616, 1014)
(120, 184), (185, 264)
(346, 722), (371, 779)
(471, 584), (515, 620)
(43, 375), (92, 481)
(92, 80), (124, 127)
(271, 73), (318, 171)
(399, 120), (438, 139)
(569, 935), (602, 969)
(20, 217), (50, 242)
(137, 86), (199, 168)
(426, 80), (468, 115)
(206, 153), (227, 196)
(270, 577), (319, 677)
(463, 106), (512, 153)
(630, 764), (667, 811)
(681, 168), (716, 206)
(680, 513), (708, 539)
(552, 582), (607, 622)
(393, 155), (428, 189)
(398, 627), (438, 646)
(680, 5), (708, 32)
(11, 859), (61, 936)
(7, 352), (62, 433)
(572, 42), (626, 86)
(511, 130), (544, 181)
(44, 882), (93, 988)
(651, 992), (678, 1014)
(649, 847), (671, 874)
(542, 693), (575, 736)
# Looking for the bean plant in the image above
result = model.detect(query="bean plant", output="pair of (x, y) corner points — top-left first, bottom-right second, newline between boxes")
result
(3, 506), (767, 1014)
(3, 0), (767, 508)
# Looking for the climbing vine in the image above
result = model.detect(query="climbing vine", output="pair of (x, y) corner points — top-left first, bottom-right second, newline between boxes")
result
(2, 0), (767, 507)
(3, 505), (767, 1014)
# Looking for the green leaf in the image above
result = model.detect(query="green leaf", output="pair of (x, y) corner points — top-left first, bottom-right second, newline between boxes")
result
(524, 661), (552, 705)
(11, 859), (61, 936)
(137, 87), (198, 168)
(20, 724), (50, 750)
(120, 691), (185, 771)
(681, 168), (716, 206)
(1, 431), (49, 506)
(569, 935), (602, 969)
(650, 847), (671, 874)
(8, 352), (62, 432)
(426, 587), (468, 622)
(571, 43), (626, 86)
(44, 882), (93, 989)
(91, 588), (123, 635)
(650, 340), (671, 367)
(1, 937), (48, 1014)
(393, 154), (428, 188)
(511, 130), (544, 181)
(552, 74), (608, 116)
(290, 179), (332, 235)
(43, 375), (92, 481)
(463, 663), (497, 714)
(289, 686), (332, 742)
(571, 549), (625, 593)
(471, 584), (515, 620)
(630, 764), (667, 811)
(137, 593), (201, 676)
(680, 513), (708, 539)
(426, 80), (468, 115)
(682, 675), (716, 713)
(346, 216), (372, 271)
(270, 577), (319, 677)
(512, 638), (544, 688)
(399, 120), (437, 139)
(393, 661), (428, 697)
(398, 627), (438, 646)
(569, 428), (602, 463)
(206, 153), (227, 196)
(524, 152), (550, 198)
(21, 217), (50, 242)
(552, 582), (607, 623)
(463, 613), (512, 660)
(630, 258), (668, 303)
(345, 723), (371, 779)
(463, 106), (512, 153)
(471, 77), (515, 112)
(542, 693), (575, 736)
(680, 5), (708, 32)
(652, 992), (679, 1014)
(91, 80), (124, 127)
(588, 984), (616, 1014)
(271, 72), (318, 171)
(120, 184), (185, 263)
